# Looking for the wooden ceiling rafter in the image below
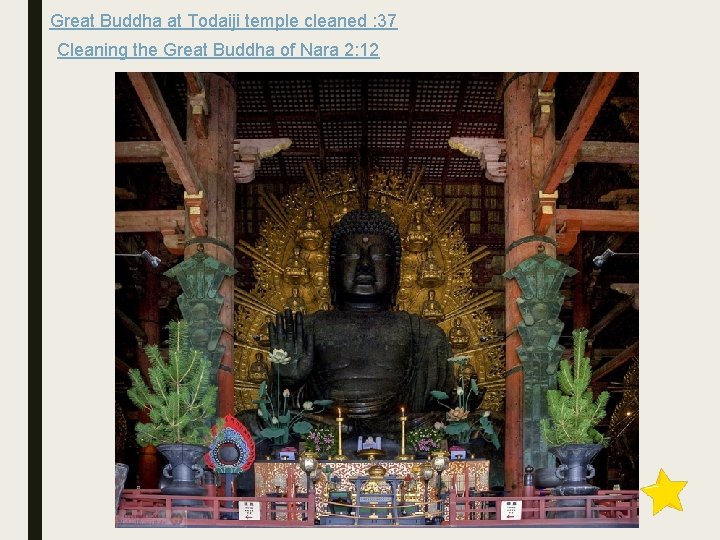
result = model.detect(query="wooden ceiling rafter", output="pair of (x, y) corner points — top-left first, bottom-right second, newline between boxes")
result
(539, 72), (620, 195)
(127, 72), (207, 237)
(185, 72), (208, 139)
(115, 141), (167, 163)
(591, 341), (639, 382)
(115, 209), (185, 232)
(554, 208), (638, 254)
(539, 72), (559, 93)
(115, 209), (186, 255)
(534, 72), (621, 238)
(578, 141), (638, 165)
(586, 296), (635, 345)
(530, 72), (637, 257)
(115, 356), (132, 375)
(115, 307), (148, 344)
(533, 72), (559, 137)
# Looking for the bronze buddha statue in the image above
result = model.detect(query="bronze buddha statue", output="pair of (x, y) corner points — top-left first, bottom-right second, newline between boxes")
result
(269, 209), (455, 421)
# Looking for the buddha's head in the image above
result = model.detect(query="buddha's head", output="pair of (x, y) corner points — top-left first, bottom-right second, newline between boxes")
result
(328, 209), (402, 309)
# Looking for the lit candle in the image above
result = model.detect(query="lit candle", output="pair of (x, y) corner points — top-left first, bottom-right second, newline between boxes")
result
(336, 408), (343, 456)
(401, 406), (406, 455)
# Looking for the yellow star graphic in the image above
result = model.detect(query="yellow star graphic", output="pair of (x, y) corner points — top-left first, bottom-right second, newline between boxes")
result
(641, 469), (687, 515)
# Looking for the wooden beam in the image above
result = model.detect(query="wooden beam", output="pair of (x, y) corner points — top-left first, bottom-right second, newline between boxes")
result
(577, 141), (638, 164)
(184, 72), (204, 95)
(539, 72), (559, 92)
(587, 297), (634, 343)
(126, 72), (204, 196)
(533, 72), (558, 137)
(555, 219), (582, 255)
(591, 341), (639, 382)
(115, 209), (185, 233)
(115, 356), (132, 375)
(555, 208), (639, 232)
(185, 72), (208, 139)
(534, 190), (558, 235)
(539, 72), (620, 194)
(115, 307), (148, 343)
(115, 141), (165, 163)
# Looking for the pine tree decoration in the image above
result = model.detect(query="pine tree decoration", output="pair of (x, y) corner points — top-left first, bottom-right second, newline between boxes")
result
(128, 319), (217, 446)
(540, 328), (610, 447)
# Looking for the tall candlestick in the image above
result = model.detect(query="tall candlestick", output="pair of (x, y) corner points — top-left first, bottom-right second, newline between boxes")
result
(336, 409), (343, 456)
(400, 407), (406, 455)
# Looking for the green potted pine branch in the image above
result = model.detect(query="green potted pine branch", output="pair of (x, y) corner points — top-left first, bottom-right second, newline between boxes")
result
(540, 327), (610, 496)
(127, 319), (219, 496)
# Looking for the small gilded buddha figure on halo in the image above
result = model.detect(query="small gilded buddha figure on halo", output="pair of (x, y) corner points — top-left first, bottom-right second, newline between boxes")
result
(448, 318), (471, 352)
(405, 208), (432, 253)
(421, 289), (444, 324)
(283, 245), (311, 285)
(416, 248), (445, 288)
(296, 207), (324, 251)
(283, 287), (306, 314)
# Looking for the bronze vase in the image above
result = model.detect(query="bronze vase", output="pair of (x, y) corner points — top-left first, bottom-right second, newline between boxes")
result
(548, 443), (603, 496)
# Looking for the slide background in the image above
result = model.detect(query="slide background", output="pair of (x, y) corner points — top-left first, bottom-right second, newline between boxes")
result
(32, 1), (719, 537)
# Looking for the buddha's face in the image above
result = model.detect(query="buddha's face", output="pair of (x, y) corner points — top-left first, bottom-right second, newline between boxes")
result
(335, 233), (394, 304)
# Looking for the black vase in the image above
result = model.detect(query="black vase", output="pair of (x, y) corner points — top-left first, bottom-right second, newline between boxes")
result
(157, 443), (209, 498)
(548, 443), (603, 496)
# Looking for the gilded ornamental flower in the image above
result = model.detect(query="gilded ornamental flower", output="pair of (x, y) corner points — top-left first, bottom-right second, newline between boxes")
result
(303, 401), (314, 410)
(283, 388), (291, 398)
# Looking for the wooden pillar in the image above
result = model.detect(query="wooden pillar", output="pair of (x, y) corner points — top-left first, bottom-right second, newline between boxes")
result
(186, 74), (237, 417)
(136, 231), (161, 488)
(503, 73), (534, 495)
(530, 74), (557, 258)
